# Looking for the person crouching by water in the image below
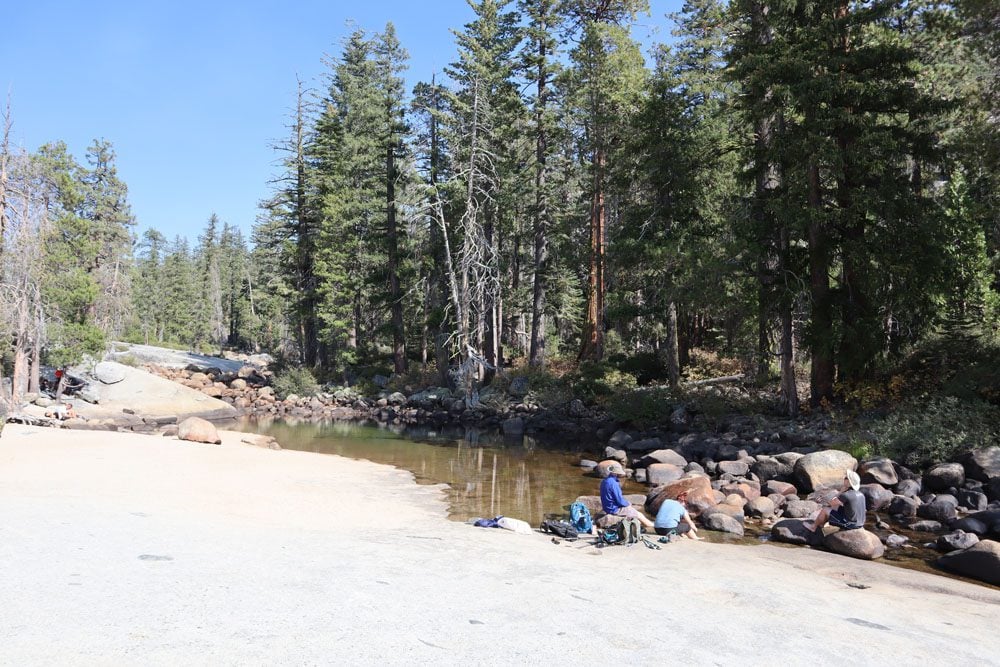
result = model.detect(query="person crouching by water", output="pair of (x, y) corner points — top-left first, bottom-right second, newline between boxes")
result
(806, 470), (866, 533)
(600, 468), (655, 530)
(654, 491), (703, 540)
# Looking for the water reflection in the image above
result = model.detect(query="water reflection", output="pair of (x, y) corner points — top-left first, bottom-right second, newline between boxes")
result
(238, 417), (617, 526)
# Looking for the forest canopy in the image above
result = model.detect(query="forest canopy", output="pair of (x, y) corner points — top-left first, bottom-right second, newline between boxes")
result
(2, 0), (998, 418)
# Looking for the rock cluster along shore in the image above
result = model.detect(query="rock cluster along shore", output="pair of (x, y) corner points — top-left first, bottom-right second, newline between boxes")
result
(147, 365), (613, 436)
(573, 432), (1000, 587)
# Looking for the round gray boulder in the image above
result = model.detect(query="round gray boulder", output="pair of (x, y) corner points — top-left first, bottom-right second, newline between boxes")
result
(936, 539), (1000, 586)
(923, 462), (965, 492)
(824, 529), (885, 560)
(793, 450), (858, 492)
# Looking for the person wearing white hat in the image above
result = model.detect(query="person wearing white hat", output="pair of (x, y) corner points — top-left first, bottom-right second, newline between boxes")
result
(805, 470), (866, 533)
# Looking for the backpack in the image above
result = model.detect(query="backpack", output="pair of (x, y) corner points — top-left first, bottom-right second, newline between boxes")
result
(600, 518), (641, 547)
(540, 519), (579, 540)
(569, 502), (593, 534)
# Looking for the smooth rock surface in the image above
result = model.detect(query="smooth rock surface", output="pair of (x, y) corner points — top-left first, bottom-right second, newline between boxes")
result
(794, 450), (858, 492)
(937, 539), (1000, 586)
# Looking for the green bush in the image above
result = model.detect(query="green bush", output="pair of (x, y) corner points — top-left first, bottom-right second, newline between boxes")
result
(607, 387), (676, 427)
(568, 362), (637, 402)
(871, 395), (1000, 467)
(273, 367), (320, 400)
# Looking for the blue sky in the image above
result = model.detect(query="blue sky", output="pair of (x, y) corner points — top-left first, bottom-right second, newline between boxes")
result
(3, 1), (680, 242)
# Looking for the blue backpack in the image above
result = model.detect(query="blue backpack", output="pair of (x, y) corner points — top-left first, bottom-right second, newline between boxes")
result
(569, 502), (593, 534)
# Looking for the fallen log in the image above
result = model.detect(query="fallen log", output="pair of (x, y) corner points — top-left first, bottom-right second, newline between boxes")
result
(684, 374), (745, 387)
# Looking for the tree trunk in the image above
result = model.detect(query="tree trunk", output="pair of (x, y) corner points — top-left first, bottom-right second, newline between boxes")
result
(386, 143), (406, 374)
(580, 148), (606, 362)
(808, 162), (835, 405)
(529, 38), (549, 367)
(665, 301), (680, 388)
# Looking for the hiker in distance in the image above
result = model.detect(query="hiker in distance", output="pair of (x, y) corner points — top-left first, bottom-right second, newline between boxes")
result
(600, 468), (655, 530)
(805, 470), (867, 533)
(654, 491), (703, 540)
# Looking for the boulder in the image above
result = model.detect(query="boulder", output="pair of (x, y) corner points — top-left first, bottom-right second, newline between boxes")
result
(957, 489), (988, 512)
(858, 458), (898, 486)
(718, 460), (750, 477)
(634, 468), (647, 484)
(230, 378), (248, 391)
(93, 361), (127, 385)
(177, 417), (221, 445)
(917, 499), (958, 523)
(239, 434), (281, 451)
(701, 502), (745, 524)
(573, 495), (603, 514)
(951, 516), (989, 537)
(604, 446), (628, 465)
(963, 447), (1000, 482)
(595, 513), (625, 528)
(595, 460), (626, 479)
(824, 529), (885, 560)
(771, 519), (822, 546)
(701, 512), (744, 536)
(767, 493), (787, 509)
(750, 458), (794, 484)
(937, 530), (980, 553)
(387, 392), (406, 405)
(372, 374), (390, 388)
(888, 495), (921, 518)
(793, 450), (858, 492)
(719, 481), (760, 502)
(965, 510), (1000, 539)
(77, 386), (100, 404)
(909, 520), (944, 533)
(646, 463), (685, 486)
(936, 539), (1000, 586)
(645, 476), (714, 515)
(895, 479), (922, 497)
(568, 399), (587, 417)
(885, 534), (909, 548)
(579, 459), (599, 471)
(774, 452), (804, 467)
(34, 396), (53, 408)
(642, 449), (688, 467)
(608, 430), (633, 448)
(745, 496), (777, 519)
(923, 462), (965, 492)
(624, 437), (663, 453)
(784, 500), (820, 519)
(764, 480), (798, 497)
(860, 484), (894, 512)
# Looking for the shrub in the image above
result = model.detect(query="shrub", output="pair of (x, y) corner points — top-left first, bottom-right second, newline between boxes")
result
(273, 367), (320, 400)
(870, 395), (1000, 467)
(568, 362), (637, 402)
(607, 387), (676, 428)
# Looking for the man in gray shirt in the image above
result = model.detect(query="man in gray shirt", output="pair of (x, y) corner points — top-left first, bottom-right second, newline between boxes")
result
(806, 470), (867, 532)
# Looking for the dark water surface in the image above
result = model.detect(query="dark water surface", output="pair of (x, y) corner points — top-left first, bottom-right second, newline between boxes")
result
(238, 417), (642, 526)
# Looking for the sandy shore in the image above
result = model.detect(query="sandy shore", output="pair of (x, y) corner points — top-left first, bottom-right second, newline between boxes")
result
(1, 424), (998, 665)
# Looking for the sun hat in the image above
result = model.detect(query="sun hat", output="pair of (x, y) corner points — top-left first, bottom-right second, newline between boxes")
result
(845, 470), (861, 491)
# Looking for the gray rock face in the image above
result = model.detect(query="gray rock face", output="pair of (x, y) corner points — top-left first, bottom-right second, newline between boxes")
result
(965, 510), (1000, 539)
(771, 519), (822, 546)
(885, 534), (909, 548)
(936, 539), (1000, 586)
(604, 446), (627, 464)
(784, 500), (820, 519)
(386, 392), (407, 405)
(860, 484), (894, 512)
(923, 462), (965, 492)
(859, 458), (898, 486)
(888, 495), (920, 518)
(644, 449), (688, 467)
(646, 463), (685, 486)
(624, 437), (663, 453)
(824, 529), (885, 560)
(895, 479), (922, 497)
(957, 489), (988, 512)
(718, 460), (750, 477)
(750, 458), (794, 484)
(793, 450), (858, 492)
(745, 496), (777, 519)
(937, 530), (980, 553)
(764, 480), (798, 497)
(93, 362), (127, 385)
(77, 386), (100, 404)
(963, 447), (1000, 482)
(909, 520), (944, 533)
(608, 430), (633, 448)
(701, 512), (744, 536)
(917, 499), (958, 523)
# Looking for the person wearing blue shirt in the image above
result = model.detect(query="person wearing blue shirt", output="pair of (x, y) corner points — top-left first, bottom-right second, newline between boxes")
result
(653, 491), (702, 540)
(599, 470), (654, 530)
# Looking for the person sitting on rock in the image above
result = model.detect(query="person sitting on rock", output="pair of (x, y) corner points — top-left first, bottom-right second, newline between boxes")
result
(654, 491), (703, 540)
(600, 469), (655, 530)
(806, 470), (866, 533)
(46, 403), (77, 421)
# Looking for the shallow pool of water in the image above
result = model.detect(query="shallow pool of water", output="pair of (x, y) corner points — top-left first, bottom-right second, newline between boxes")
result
(238, 417), (639, 526)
